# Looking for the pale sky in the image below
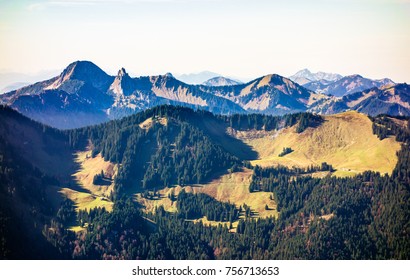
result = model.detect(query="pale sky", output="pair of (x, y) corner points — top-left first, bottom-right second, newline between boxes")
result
(0, 0), (409, 82)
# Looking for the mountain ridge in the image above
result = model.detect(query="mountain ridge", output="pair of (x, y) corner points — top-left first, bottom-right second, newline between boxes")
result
(0, 61), (319, 128)
(305, 74), (395, 97)
(290, 69), (395, 97)
(202, 76), (242, 87)
(0, 61), (408, 129)
(289, 69), (343, 85)
(309, 83), (410, 116)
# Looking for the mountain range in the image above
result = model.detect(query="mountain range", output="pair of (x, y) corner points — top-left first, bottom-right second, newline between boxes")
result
(309, 83), (410, 116)
(304, 75), (395, 97)
(0, 61), (245, 129)
(289, 68), (343, 85)
(289, 69), (395, 97)
(0, 61), (408, 129)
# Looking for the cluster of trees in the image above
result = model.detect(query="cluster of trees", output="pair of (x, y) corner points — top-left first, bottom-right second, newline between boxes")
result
(176, 190), (239, 222)
(43, 199), (76, 257)
(56, 199), (76, 225)
(140, 122), (239, 189)
(371, 115), (410, 142)
(248, 163), (334, 194)
(296, 113), (322, 133)
(92, 170), (107, 185)
(218, 111), (323, 133)
(278, 147), (293, 157)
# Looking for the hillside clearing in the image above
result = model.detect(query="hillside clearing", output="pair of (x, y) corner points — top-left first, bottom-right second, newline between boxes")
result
(73, 150), (117, 198)
(137, 168), (278, 226)
(59, 187), (113, 212)
(58, 149), (117, 213)
(139, 116), (168, 130)
(234, 111), (401, 177)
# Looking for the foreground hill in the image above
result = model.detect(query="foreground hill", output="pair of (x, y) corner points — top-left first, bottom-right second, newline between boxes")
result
(1, 105), (409, 259)
(0, 106), (74, 258)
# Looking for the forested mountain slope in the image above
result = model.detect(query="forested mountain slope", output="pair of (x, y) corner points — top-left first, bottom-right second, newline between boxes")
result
(0, 105), (409, 259)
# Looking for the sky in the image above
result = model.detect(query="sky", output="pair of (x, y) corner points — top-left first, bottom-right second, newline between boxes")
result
(0, 0), (409, 82)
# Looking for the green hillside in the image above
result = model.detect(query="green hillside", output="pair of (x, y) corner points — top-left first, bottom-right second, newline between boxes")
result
(235, 111), (401, 176)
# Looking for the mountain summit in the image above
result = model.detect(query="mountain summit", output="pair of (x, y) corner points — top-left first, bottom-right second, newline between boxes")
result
(202, 76), (242, 87)
(46, 60), (113, 92)
(289, 69), (342, 85)
(108, 67), (137, 96)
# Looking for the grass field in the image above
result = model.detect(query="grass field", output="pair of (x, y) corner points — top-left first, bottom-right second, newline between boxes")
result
(72, 149), (117, 198)
(139, 116), (168, 130)
(189, 168), (278, 219)
(235, 111), (401, 177)
(59, 187), (113, 212)
(58, 149), (117, 215)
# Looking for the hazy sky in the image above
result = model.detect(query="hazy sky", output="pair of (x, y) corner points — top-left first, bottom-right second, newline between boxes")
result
(0, 0), (409, 82)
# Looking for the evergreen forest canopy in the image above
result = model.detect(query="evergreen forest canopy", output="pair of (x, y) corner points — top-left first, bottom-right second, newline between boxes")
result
(0, 105), (409, 260)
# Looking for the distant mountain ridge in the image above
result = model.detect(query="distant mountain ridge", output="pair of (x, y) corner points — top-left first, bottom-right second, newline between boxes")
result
(202, 76), (242, 87)
(175, 71), (221, 85)
(200, 74), (327, 114)
(289, 69), (343, 85)
(305, 74), (395, 97)
(0, 61), (408, 129)
(309, 83), (410, 116)
(290, 69), (395, 97)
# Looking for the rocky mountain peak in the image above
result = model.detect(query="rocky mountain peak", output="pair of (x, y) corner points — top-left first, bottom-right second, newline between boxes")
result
(117, 67), (128, 78)
(164, 72), (174, 79)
